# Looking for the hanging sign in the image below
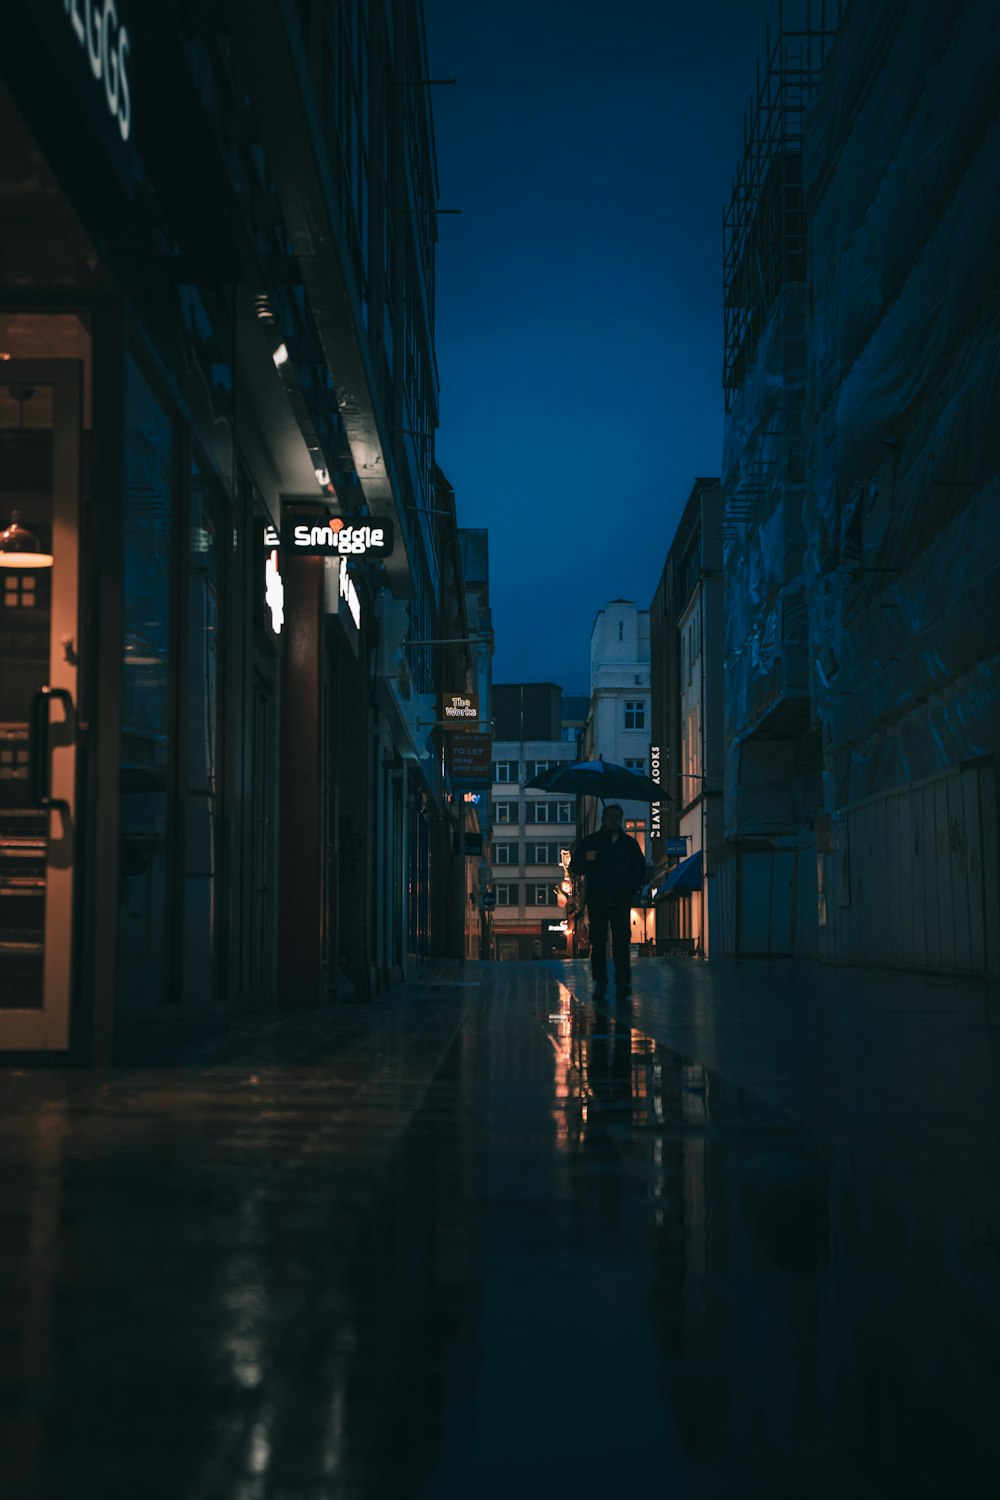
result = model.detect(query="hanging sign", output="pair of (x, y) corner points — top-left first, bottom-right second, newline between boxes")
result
(441, 691), (479, 727)
(650, 742), (662, 843)
(281, 517), (393, 559)
(264, 548), (284, 635)
(446, 731), (491, 788)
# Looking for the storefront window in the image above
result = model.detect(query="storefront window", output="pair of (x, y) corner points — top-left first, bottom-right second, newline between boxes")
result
(119, 357), (173, 1010)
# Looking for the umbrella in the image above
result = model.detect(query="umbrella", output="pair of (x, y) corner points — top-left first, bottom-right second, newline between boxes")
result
(523, 757), (666, 804)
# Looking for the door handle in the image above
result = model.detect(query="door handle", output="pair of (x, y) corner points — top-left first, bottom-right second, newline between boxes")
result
(30, 685), (72, 812)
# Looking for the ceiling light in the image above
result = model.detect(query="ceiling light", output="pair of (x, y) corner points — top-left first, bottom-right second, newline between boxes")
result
(0, 511), (53, 568)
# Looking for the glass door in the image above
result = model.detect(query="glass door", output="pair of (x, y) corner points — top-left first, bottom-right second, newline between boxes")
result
(0, 361), (81, 1049)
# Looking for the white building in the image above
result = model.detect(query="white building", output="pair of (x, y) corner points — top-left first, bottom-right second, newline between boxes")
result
(581, 601), (652, 853)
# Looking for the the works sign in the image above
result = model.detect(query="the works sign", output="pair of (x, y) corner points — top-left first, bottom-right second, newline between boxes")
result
(282, 517), (394, 559)
(441, 691), (479, 726)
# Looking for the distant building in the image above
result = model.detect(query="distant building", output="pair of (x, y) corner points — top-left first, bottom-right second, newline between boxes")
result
(579, 602), (653, 953)
(581, 601), (652, 850)
(459, 528), (494, 960)
(488, 685), (579, 960)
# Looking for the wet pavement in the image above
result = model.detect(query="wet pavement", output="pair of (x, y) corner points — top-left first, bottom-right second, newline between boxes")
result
(2, 958), (999, 1499)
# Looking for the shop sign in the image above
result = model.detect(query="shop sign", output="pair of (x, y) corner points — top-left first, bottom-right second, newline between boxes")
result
(464, 832), (484, 856)
(441, 691), (479, 727)
(323, 559), (362, 655)
(543, 921), (569, 934)
(664, 836), (688, 857)
(282, 517), (393, 559)
(446, 731), (491, 788)
(264, 549), (283, 635)
(650, 742), (662, 840)
(64, 0), (132, 142)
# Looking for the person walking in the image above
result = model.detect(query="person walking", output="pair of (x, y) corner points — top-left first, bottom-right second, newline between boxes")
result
(570, 803), (646, 999)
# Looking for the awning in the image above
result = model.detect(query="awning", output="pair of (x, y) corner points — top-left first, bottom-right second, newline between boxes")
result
(656, 849), (702, 898)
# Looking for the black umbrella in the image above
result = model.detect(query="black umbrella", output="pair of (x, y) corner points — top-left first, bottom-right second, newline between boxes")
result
(523, 757), (666, 803)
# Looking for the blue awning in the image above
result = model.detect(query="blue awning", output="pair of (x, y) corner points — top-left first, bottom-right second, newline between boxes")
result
(657, 848), (702, 897)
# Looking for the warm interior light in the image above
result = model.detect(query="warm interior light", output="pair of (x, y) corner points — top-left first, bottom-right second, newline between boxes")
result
(0, 511), (53, 568)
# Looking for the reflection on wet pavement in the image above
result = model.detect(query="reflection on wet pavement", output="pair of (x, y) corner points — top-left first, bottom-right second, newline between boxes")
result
(1, 962), (998, 1498)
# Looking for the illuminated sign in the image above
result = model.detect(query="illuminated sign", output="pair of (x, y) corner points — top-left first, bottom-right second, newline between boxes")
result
(441, 691), (479, 726)
(650, 742), (662, 839)
(338, 560), (361, 629)
(282, 517), (393, 558)
(65, 0), (132, 142)
(264, 550), (283, 634)
(545, 921), (569, 934)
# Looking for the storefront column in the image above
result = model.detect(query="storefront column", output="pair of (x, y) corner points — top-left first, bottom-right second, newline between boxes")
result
(278, 555), (325, 1005)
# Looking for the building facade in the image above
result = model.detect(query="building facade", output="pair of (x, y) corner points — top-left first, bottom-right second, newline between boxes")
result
(580, 601), (652, 847)
(718, 1), (999, 976)
(0, 2), (474, 1061)
(488, 684), (578, 961)
(579, 602), (653, 952)
(649, 480), (724, 955)
(716, 12), (835, 958)
(800, 0), (1000, 976)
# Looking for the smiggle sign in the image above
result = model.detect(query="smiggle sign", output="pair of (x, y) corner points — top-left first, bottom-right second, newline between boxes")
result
(282, 517), (394, 559)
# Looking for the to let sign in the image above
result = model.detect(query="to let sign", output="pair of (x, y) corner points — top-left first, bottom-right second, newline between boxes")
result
(441, 691), (479, 727)
(446, 732), (491, 788)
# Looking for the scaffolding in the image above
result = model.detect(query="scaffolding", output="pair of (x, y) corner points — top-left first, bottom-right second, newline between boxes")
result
(722, 1), (842, 409)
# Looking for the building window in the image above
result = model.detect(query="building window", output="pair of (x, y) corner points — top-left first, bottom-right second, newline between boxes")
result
(625, 820), (648, 856)
(624, 757), (646, 774)
(528, 841), (560, 864)
(492, 841), (518, 865)
(525, 883), (553, 906)
(492, 759), (518, 783)
(625, 700), (646, 730)
(525, 759), (552, 779)
(526, 801), (573, 824)
(495, 882), (518, 906)
(492, 801), (518, 824)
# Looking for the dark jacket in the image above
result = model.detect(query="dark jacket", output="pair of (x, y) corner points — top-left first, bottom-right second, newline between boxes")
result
(569, 828), (646, 907)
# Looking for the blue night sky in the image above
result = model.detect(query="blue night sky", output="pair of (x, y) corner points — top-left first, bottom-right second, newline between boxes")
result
(425, 0), (778, 694)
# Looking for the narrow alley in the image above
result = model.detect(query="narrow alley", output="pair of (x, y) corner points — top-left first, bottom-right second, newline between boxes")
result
(3, 958), (998, 1498)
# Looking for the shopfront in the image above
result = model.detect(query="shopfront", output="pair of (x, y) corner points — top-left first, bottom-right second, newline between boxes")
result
(0, 12), (296, 1058)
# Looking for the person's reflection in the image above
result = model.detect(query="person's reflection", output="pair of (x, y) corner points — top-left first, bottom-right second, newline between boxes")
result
(587, 995), (635, 1124)
(571, 996), (636, 1231)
